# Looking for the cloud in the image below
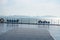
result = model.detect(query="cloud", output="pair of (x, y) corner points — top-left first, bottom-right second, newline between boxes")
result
(0, 0), (8, 5)
(1, 0), (60, 16)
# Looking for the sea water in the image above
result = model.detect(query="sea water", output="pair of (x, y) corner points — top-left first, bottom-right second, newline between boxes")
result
(0, 23), (59, 40)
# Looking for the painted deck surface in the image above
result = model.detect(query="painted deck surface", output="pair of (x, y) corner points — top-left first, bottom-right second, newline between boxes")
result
(0, 24), (54, 40)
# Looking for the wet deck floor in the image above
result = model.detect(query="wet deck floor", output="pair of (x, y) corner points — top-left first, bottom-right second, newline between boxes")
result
(0, 24), (54, 40)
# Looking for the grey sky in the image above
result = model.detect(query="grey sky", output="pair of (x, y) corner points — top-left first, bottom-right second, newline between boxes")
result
(0, 0), (60, 16)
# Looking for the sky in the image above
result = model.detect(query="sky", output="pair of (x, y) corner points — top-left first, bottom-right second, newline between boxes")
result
(0, 0), (60, 16)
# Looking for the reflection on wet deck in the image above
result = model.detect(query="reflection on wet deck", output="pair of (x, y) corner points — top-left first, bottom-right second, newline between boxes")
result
(0, 24), (54, 40)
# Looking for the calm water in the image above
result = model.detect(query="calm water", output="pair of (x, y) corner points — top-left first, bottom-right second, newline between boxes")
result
(0, 23), (60, 40)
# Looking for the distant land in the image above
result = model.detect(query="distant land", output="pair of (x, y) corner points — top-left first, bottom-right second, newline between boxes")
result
(0, 15), (59, 19)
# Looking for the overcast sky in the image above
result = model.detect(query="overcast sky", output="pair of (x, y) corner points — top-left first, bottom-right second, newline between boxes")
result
(0, 0), (60, 16)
